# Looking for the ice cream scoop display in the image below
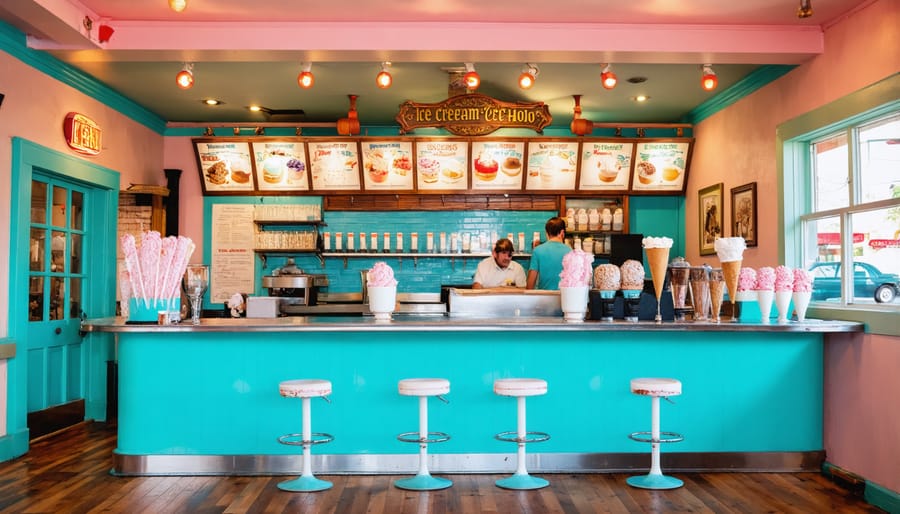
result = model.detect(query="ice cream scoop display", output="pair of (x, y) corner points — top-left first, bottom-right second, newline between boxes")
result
(642, 236), (673, 322)
(559, 250), (593, 322)
(714, 237), (746, 321)
(367, 262), (398, 321)
(792, 268), (813, 322)
(774, 265), (794, 323)
(755, 267), (775, 324)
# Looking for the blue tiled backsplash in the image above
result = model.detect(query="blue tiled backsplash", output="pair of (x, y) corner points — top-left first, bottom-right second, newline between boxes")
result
(266, 210), (556, 294)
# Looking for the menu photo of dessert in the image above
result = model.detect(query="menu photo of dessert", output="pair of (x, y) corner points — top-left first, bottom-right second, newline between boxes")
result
(578, 141), (634, 191)
(471, 141), (525, 191)
(250, 141), (310, 191)
(308, 141), (362, 191)
(630, 141), (692, 192)
(360, 141), (414, 190)
(194, 140), (256, 194)
(524, 141), (578, 191)
(415, 139), (469, 191)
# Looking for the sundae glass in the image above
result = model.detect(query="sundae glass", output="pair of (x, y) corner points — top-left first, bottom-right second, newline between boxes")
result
(668, 257), (691, 321)
(708, 268), (726, 323)
(559, 250), (593, 322)
(714, 237), (746, 322)
(182, 264), (209, 325)
(642, 236), (673, 323)
(689, 266), (711, 321)
(367, 262), (398, 321)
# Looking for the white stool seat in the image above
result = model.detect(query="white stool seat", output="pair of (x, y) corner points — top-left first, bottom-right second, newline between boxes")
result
(494, 378), (548, 397)
(280, 379), (332, 398)
(630, 378), (681, 397)
(399, 378), (450, 397)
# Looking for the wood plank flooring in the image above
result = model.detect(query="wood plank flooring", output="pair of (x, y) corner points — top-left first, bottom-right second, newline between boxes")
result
(0, 422), (884, 513)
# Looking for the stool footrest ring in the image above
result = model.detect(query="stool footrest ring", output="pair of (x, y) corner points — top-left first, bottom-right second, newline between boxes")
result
(277, 432), (335, 446)
(628, 431), (684, 444)
(495, 431), (551, 444)
(397, 431), (451, 444)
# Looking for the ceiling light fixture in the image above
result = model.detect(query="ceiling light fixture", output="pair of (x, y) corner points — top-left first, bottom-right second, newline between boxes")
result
(632, 95), (650, 103)
(168, 0), (187, 13)
(518, 64), (539, 89)
(297, 62), (314, 89)
(203, 99), (222, 106)
(701, 64), (718, 91)
(600, 64), (617, 90)
(175, 63), (194, 90)
(463, 63), (480, 91)
(376, 62), (393, 89)
(797, 0), (813, 18)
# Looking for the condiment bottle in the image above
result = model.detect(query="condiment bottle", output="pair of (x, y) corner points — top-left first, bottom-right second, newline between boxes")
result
(383, 232), (390, 253)
(346, 231), (355, 252)
(370, 232), (378, 252)
(613, 208), (624, 231)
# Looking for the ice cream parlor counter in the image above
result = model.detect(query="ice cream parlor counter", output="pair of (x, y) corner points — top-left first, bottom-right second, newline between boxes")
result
(84, 315), (861, 477)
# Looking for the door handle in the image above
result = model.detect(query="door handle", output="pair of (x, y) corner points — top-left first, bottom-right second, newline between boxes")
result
(55, 327), (62, 335)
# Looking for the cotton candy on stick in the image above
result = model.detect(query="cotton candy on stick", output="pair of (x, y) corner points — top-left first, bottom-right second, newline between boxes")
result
(140, 231), (162, 308)
(119, 233), (146, 304)
(154, 236), (177, 300)
(165, 237), (196, 300)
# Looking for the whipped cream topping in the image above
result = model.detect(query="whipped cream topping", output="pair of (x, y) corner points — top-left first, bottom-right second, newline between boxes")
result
(714, 237), (746, 262)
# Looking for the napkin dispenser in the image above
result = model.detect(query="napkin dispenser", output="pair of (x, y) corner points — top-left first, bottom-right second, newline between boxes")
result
(246, 296), (282, 318)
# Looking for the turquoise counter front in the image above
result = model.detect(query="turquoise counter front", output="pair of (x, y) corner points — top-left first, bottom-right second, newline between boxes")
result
(87, 317), (861, 476)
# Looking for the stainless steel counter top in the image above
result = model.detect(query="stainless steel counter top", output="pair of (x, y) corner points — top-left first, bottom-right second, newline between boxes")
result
(83, 316), (863, 334)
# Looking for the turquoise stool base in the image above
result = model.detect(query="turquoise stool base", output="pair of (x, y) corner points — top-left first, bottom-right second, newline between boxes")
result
(394, 474), (453, 491)
(495, 474), (550, 490)
(626, 474), (683, 490)
(277, 476), (333, 492)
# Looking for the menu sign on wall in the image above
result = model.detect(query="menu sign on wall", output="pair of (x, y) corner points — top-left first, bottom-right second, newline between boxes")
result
(209, 204), (256, 303)
(308, 141), (362, 191)
(471, 140), (525, 191)
(630, 141), (692, 193)
(360, 141), (414, 190)
(415, 139), (469, 190)
(395, 94), (552, 136)
(194, 140), (256, 194)
(524, 141), (578, 191)
(251, 141), (309, 192)
(578, 141), (634, 191)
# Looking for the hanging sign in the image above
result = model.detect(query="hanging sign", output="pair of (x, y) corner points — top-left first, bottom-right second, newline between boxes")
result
(395, 94), (552, 136)
(63, 112), (102, 155)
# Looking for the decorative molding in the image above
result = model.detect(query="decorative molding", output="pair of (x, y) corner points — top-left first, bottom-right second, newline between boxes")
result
(685, 65), (796, 125)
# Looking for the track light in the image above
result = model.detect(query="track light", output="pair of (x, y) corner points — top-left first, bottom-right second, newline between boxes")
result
(175, 63), (194, 90)
(600, 64), (617, 90)
(168, 0), (187, 13)
(797, 0), (813, 18)
(376, 62), (393, 89)
(297, 62), (314, 89)
(701, 64), (718, 91)
(463, 63), (480, 90)
(518, 64), (539, 89)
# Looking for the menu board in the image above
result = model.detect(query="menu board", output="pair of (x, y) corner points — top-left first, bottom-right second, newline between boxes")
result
(209, 204), (255, 303)
(630, 141), (692, 193)
(194, 140), (256, 194)
(308, 141), (362, 191)
(360, 141), (414, 191)
(471, 140), (525, 191)
(415, 139), (469, 191)
(251, 141), (309, 192)
(524, 141), (578, 191)
(578, 141), (634, 191)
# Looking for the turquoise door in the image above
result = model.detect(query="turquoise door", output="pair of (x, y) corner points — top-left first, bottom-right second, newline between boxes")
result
(25, 175), (90, 436)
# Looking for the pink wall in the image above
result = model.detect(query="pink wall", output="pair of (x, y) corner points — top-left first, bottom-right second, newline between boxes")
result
(688, 0), (900, 493)
(164, 136), (205, 262)
(0, 51), (167, 335)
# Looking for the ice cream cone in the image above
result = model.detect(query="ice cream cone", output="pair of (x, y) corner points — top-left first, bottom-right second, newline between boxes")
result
(721, 260), (742, 305)
(645, 247), (670, 302)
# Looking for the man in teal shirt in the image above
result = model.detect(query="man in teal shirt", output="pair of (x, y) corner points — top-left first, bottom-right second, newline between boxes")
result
(526, 216), (571, 290)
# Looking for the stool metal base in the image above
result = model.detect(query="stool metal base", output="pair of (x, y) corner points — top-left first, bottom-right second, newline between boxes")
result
(394, 474), (453, 491)
(277, 475), (333, 492)
(626, 473), (684, 490)
(495, 474), (550, 490)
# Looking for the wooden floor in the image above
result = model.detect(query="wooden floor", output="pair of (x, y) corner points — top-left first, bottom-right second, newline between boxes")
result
(0, 422), (884, 514)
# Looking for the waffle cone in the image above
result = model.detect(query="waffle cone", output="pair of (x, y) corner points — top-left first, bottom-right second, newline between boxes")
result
(721, 260), (742, 304)
(645, 247), (670, 300)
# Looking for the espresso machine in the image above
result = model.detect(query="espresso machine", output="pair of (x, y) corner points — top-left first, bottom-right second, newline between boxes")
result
(261, 258), (329, 313)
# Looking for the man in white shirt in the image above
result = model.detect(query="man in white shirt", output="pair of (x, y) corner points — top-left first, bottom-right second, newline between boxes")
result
(472, 238), (527, 289)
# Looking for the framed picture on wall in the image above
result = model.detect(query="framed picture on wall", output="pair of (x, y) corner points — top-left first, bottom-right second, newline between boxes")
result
(699, 182), (724, 255)
(731, 182), (758, 247)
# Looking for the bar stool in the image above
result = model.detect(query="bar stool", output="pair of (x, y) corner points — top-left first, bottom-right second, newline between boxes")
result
(394, 378), (452, 491)
(493, 378), (550, 490)
(626, 377), (684, 490)
(277, 379), (334, 492)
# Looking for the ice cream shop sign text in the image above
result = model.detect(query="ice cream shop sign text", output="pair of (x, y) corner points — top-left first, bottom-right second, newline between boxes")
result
(395, 94), (552, 136)
(63, 112), (102, 156)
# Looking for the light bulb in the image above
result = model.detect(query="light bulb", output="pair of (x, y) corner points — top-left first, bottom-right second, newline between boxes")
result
(701, 65), (717, 91)
(376, 63), (392, 89)
(297, 71), (314, 89)
(175, 64), (193, 90)
(601, 64), (617, 90)
(169, 0), (187, 13)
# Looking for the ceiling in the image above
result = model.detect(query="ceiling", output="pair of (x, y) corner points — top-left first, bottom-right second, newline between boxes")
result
(0, 0), (867, 129)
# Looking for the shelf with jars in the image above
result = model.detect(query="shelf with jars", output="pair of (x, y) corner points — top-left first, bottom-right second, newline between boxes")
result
(560, 195), (629, 257)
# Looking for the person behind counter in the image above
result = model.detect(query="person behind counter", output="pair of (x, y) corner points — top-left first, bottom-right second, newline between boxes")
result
(526, 216), (571, 290)
(472, 238), (527, 289)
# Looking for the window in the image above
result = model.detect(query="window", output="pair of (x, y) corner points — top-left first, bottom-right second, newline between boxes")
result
(798, 112), (900, 307)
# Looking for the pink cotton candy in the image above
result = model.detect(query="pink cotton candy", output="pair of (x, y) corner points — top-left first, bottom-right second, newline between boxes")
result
(774, 265), (794, 292)
(737, 267), (757, 292)
(367, 261), (397, 287)
(559, 249), (594, 287)
(793, 268), (813, 292)
(756, 266), (775, 291)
